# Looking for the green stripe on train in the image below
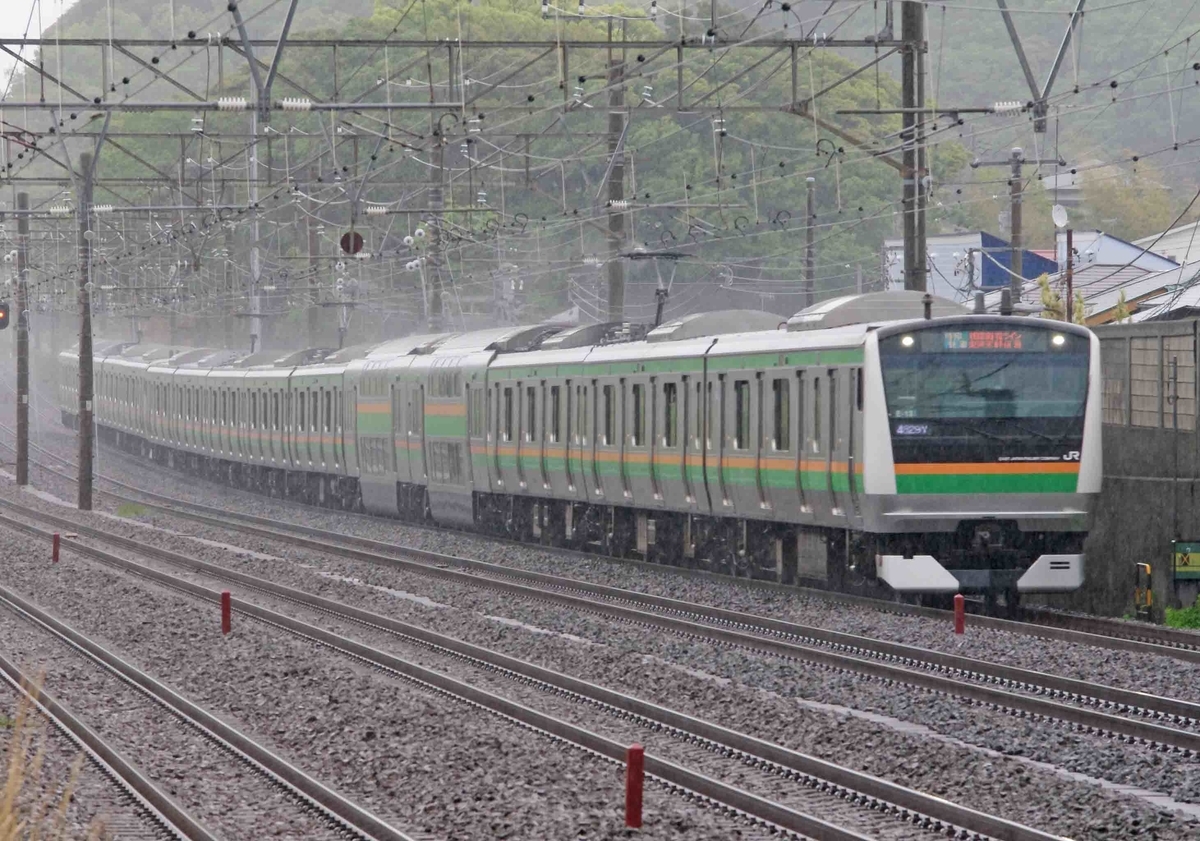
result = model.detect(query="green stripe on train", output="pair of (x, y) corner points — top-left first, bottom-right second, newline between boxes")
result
(896, 473), (1078, 494)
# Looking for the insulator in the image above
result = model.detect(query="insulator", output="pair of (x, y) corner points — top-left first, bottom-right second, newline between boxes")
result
(650, 0), (657, 19)
(403, 235), (415, 246)
(92, 204), (114, 214)
(610, 199), (629, 210)
(365, 204), (388, 216)
(578, 0), (584, 13)
(541, 0), (549, 17)
(216, 96), (248, 111)
(993, 100), (1024, 114)
(414, 228), (426, 239)
(281, 98), (312, 112)
(49, 205), (72, 217)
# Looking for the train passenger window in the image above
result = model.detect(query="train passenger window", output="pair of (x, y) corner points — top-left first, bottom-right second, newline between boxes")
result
(549, 386), (561, 443)
(695, 381), (703, 448)
(503, 387), (514, 442)
(733, 380), (750, 450)
(706, 382), (715, 449)
(602, 385), (616, 446)
(526, 386), (536, 442)
(298, 393), (306, 431)
(312, 391), (320, 432)
(772, 378), (790, 451)
(829, 371), (837, 450)
(468, 386), (484, 437)
(663, 382), (678, 447)
(221, 392), (227, 425)
(855, 367), (863, 411)
(575, 385), (588, 444)
(324, 390), (332, 432)
(631, 384), (645, 446)
(812, 377), (822, 448)
(273, 393), (280, 430)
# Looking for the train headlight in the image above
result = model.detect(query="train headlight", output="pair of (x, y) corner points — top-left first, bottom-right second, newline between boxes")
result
(900, 335), (915, 348)
(1051, 334), (1066, 347)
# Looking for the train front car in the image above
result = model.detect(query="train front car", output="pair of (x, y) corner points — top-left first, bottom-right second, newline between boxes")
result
(861, 317), (1100, 604)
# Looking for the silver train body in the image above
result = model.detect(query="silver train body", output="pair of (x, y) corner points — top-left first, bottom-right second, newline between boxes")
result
(59, 294), (1102, 599)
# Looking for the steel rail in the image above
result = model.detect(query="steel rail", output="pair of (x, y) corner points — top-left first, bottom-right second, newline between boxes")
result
(0, 511), (883, 841)
(0, 651), (216, 841)
(9, 422), (1200, 667)
(2, 500), (1198, 760)
(0, 500), (1066, 841)
(21, 429), (1200, 665)
(8, 430), (1200, 665)
(0, 576), (416, 841)
(10, 480), (1196, 726)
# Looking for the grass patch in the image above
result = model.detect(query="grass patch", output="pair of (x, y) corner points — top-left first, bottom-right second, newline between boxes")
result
(1165, 603), (1200, 629)
(114, 502), (146, 519)
(1, 675), (108, 839)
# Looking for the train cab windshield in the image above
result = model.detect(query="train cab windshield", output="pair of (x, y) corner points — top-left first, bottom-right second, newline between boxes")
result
(878, 324), (1089, 463)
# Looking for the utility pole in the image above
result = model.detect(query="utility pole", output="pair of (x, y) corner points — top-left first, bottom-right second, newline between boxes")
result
(803, 177), (816, 308)
(307, 180), (320, 346)
(427, 136), (445, 332)
(1009, 147), (1024, 299)
(605, 26), (627, 322)
(14, 192), (29, 487)
(971, 147), (1065, 301)
(78, 151), (95, 511)
(248, 111), (262, 352)
(1064, 227), (1074, 322)
(900, 1), (926, 292)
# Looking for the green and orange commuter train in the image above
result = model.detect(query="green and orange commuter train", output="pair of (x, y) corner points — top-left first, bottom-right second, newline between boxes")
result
(60, 291), (1101, 605)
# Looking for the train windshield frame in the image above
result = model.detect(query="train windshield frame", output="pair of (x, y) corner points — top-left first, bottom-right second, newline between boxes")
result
(878, 326), (1089, 421)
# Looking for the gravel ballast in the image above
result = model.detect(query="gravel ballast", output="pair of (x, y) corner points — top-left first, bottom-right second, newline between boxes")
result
(4, 401), (1200, 839)
(0, 521), (771, 841)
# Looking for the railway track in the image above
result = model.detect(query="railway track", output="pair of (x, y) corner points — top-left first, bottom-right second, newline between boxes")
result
(0, 574), (419, 841)
(0, 650), (214, 841)
(5, 424), (1199, 667)
(0, 498), (1069, 841)
(5, 489), (1200, 764)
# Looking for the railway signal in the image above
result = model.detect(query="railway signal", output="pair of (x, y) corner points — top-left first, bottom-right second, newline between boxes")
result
(0, 301), (10, 330)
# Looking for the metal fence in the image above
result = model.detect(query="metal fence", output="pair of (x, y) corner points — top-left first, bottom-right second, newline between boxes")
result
(1096, 319), (1197, 431)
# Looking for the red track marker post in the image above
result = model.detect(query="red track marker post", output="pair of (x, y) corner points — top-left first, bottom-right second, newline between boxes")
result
(625, 743), (644, 829)
(953, 594), (965, 635)
(220, 590), (231, 635)
(51, 533), (60, 563)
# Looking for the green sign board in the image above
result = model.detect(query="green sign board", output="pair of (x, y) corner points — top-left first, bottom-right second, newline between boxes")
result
(1173, 541), (1200, 580)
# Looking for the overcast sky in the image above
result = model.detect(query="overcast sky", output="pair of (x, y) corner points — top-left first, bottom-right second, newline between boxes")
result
(0, 0), (77, 96)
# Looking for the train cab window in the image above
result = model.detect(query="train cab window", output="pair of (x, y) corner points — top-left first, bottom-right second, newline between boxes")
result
(549, 386), (561, 443)
(525, 386), (536, 442)
(772, 378), (790, 451)
(502, 387), (514, 442)
(663, 382), (678, 447)
(602, 385), (616, 446)
(733, 380), (750, 450)
(631, 383), (645, 446)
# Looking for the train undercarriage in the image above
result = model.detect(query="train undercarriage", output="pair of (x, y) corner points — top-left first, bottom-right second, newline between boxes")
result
(81, 416), (1073, 612)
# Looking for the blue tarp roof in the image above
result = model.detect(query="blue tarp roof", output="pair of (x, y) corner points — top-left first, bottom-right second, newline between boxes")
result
(979, 231), (1058, 289)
